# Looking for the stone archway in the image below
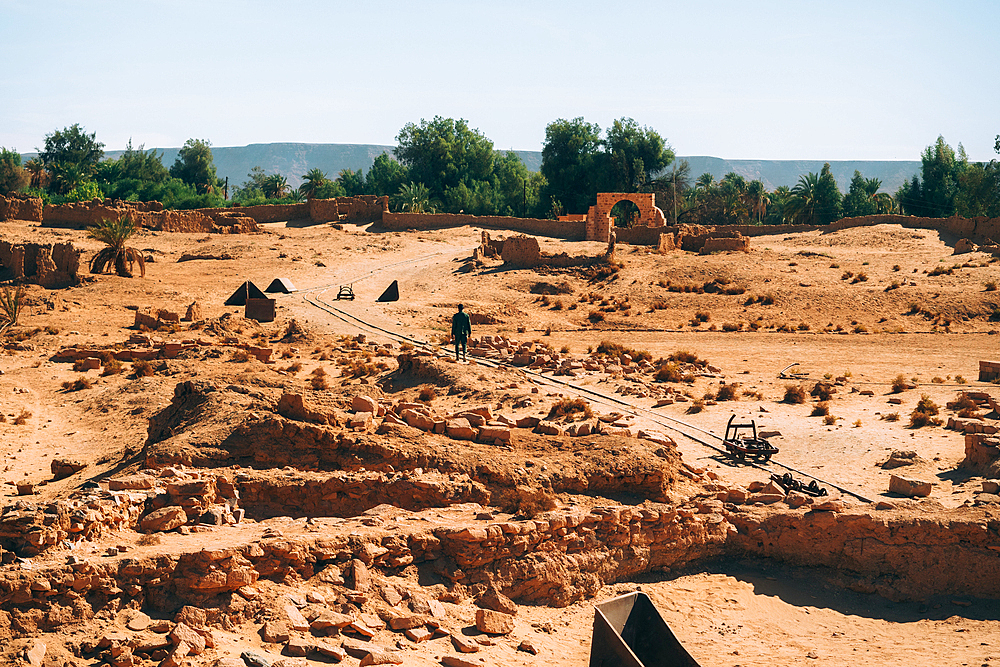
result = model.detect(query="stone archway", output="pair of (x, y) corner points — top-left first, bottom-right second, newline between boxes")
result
(585, 192), (666, 242)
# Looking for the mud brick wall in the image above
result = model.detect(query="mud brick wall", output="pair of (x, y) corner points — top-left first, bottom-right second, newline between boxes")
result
(586, 193), (667, 242)
(0, 240), (80, 287)
(0, 195), (43, 222)
(381, 212), (586, 240)
(229, 203), (307, 223)
(980, 361), (1000, 382)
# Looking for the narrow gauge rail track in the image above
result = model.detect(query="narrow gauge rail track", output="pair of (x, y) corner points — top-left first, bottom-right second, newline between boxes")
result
(302, 284), (874, 504)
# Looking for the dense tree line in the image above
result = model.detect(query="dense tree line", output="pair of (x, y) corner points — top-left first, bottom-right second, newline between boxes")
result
(3, 123), (998, 224)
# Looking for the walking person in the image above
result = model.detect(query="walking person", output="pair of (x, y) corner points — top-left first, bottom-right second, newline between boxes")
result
(452, 304), (471, 362)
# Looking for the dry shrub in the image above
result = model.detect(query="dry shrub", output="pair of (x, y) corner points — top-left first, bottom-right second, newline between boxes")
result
(62, 377), (92, 392)
(72, 358), (91, 372)
(956, 375), (967, 384)
(530, 281), (574, 295)
(13, 409), (32, 425)
(946, 393), (977, 412)
(890, 375), (908, 393)
(823, 414), (837, 425)
(588, 311), (605, 323)
(811, 401), (830, 416)
(101, 358), (123, 376)
(783, 385), (806, 404)
(283, 361), (303, 373)
(686, 399), (705, 414)
(500, 485), (557, 518)
(932, 376), (945, 383)
(596, 341), (651, 362)
(310, 367), (328, 390)
(882, 412), (900, 422)
(231, 349), (251, 363)
(418, 386), (437, 403)
(721, 322), (742, 332)
(742, 389), (764, 400)
(654, 363), (689, 383)
(811, 382), (833, 401)
(909, 394), (942, 428)
(716, 383), (740, 401)
(669, 350), (703, 366)
(132, 359), (154, 377)
(547, 397), (593, 421)
(851, 272), (868, 283)
(693, 311), (711, 323)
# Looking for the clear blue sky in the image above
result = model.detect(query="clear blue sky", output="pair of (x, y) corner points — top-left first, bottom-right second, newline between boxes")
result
(2, 0), (997, 161)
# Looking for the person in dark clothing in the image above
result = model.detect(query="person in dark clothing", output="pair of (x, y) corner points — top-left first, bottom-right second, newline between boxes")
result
(451, 304), (472, 362)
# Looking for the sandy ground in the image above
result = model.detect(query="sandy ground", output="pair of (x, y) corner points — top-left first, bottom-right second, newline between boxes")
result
(2, 216), (1000, 665)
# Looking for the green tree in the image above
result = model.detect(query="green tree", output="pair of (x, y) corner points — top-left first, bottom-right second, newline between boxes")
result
(336, 168), (366, 196)
(261, 173), (289, 199)
(604, 117), (673, 192)
(814, 163), (843, 223)
(540, 117), (603, 214)
(746, 180), (769, 223)
(365, 153), (408, 197)
(0, 148), (30, 194)
(169, 139), (220, 194)
(956, 161), (1000, 217)
(695, 172), (714, 190)
(394, 116), (495, 202)
(787, 172), (819, 224)
(38, 124), (105, 194)
(23, 158), (48, 190)
(919, 136), (960, 217)
(843, 171), (894, 217)
(299, 168), (329, 199)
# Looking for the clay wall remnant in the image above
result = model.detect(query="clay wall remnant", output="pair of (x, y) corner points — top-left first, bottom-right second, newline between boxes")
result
(0, 195), (43, 222)
(381, 212), (586, 239)
(0, 240), (80, 287)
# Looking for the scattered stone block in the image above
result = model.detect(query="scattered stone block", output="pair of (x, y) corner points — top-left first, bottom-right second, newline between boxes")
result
(475, 609), (515, 635)
(518, 639), (539, 655)
(261, 621), (290, 644)
(285, 637), (313, 656)
(889, 474), (932, 497)
(982, 479), (1000, 494)
(477, 589), (517, 615)
(403, 626), (433, 642)
(50, 458), (86, 480)
(140, 507), (187, 532)
(283, 604), (310, 631)
(442, 656), (485, 667)
(881, 450), (919, 469)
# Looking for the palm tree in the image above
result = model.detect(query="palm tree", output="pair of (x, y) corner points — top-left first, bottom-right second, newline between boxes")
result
(864, 177), (895, 213)
(0, 286), (25, 335)
(299, 168), (329, 199)
(262, 174), (289, 199)
(746, 180), (770, 223)
(23, 158), (48, 189)
(695, 172), (715, 191)
(88, 216), (146, 278)
(395, 182), (435, 213)
(787, 172), (820, 224)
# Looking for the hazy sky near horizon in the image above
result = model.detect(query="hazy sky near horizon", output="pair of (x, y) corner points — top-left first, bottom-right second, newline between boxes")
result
(2, 0), (998, 162)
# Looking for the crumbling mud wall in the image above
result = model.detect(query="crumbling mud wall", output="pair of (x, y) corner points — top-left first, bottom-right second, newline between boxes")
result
(381, 212), (586, 240)
(40, 196), (389, 232)
(0, 195), (43, 222)
(490, 233), (616, 268)
(729, 506), (1000, 601)
(0, 240), (80, 287)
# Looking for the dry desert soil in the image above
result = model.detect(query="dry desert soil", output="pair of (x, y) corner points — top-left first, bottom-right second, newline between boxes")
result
(2, 217), (1000, 667)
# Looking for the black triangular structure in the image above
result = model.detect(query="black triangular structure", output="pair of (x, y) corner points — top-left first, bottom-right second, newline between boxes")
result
(377, 280), (399, 302)
(225, 280), (267, 306)
(265, 277), (297, 294)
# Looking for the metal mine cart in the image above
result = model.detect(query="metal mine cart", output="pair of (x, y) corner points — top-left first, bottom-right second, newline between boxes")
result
(722, 415), (779, 463)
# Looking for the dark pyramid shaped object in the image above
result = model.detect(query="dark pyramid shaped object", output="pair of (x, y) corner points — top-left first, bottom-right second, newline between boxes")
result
(377, 280), (399, 302)
(225, 280), (267, 306)
(265, 277), (297, 293)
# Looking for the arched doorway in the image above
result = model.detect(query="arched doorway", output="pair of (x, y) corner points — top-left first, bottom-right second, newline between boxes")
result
(611, 200), (641, 228)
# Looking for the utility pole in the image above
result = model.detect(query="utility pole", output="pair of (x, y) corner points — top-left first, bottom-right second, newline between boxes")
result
(672, 166), (677, 225)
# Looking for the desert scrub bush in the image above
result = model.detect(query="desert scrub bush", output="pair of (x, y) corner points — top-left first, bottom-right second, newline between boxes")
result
(343, 359), (380, 378)
(101, 358), (123, 376)
(310, 367), (328, 390)
(418, 386), (437, 403)
(811, 382), (833, 401)
(596, 341), (652, 362)
(811, 401), (830, 416)
(892, 264), (901, 271)
(530, 280), (573, 295)
(551, 299), (563, 310)
(132, 359), (154, 377)
(651, 299), (669, 311)
(399, 342), (414, 352)
(654, 362), (689, 383)
(44, 325), (60, 335)
(776, 322), (794, 333)
(742, 389), (764, 400)
(72, 358), (92, 372)
(823, 414), (837, 426)
(890, 375), (908, 393)
(909, 394), (942, 428)
(693, 311), (711, 323)
(956, 375), (967, 384)
(716, 383), (740, 401)
(230, 349), (251, 363)
(853, 324), (868, 333)
(841, 271), (854, 280)
(882, 411), (900, 421)
(797, 322), (810, 331)
(851, 272), (868, 283)
(668, 350), (705, 366)
(946, 392), (977, 412)
(932, 376), (945, 383)
(986, 281), (998, 291)
(13, 409), (32, 425)
(721, 322), (743, 332)
(539, 295), (550, 307)
(885, 280), (901, 292)
(62, 377), (92, 392)
(282, 361), (303, 373)
(560, 345), (570, 354)
(853, 419), (862, 427)
(928, 265), (954, 276)
(546, 397), (593, 421)
(783, 385), (807, 404)
(588, 310), (605, 323)
(686, 398), (705, 414)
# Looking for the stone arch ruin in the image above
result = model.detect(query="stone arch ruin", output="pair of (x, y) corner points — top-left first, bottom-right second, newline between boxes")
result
(586, 192), (666, 242)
